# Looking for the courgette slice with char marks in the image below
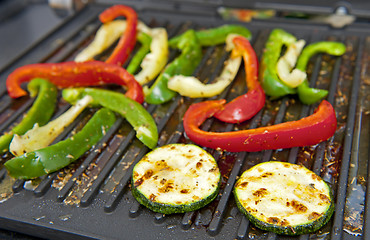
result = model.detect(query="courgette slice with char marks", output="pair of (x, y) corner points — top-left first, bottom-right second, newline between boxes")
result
(131, 144), (221, 214)
(234, 161), (334, 235)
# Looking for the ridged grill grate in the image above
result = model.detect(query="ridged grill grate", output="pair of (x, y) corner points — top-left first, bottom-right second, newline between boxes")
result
(0, 3), (369, 240)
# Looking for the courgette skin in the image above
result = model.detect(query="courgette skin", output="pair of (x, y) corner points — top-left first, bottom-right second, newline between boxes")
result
(234, 192), (334, 235)
(234, 161), (334, 235)
(132, 183), (220, 214)
(131, 143), (221, 214)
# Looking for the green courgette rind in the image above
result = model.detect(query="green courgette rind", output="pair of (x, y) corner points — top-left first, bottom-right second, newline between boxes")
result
(234, 161), (335, 235)
(234, 191), (334, 235)
(131, 143), (221, 214)
(132, 182), (220, 214)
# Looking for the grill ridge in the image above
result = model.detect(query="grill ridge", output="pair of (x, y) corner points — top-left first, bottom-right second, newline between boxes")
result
(56, 117), (125, 202)
(79, 129), (136, 207)
(0, 99), (34, 133)
(331, 35), (365, 240)
(29, 109), (90, 197)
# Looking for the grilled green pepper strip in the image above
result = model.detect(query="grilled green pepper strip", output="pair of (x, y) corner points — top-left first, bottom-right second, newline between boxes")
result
(260, 28), (297, 99)
(169, 24), (251, 47)
(62, 88), (158, 149)
(4, 108), (116, 179)
(126, 32), (152, 74)
(144, 29), (202, 104)
(0, 78), (57, 153)
(296, 41), (346, 105)
(10, 95), (93, 156)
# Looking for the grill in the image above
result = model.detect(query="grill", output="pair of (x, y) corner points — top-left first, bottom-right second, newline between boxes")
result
(0, 1), (369, 239)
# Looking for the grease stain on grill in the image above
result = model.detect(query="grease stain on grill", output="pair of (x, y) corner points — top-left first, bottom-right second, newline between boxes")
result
(166, 224), (176, 230)
(33, 216), (45, 221)
(0, 174), (15, 203)
(195, 208), (213, 226)
(342, 78), (369, 237)
(343, 182), (365, 236)
(59, 214), (72, 221)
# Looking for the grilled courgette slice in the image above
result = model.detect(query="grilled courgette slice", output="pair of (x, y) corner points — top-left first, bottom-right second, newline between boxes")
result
(132, 144), (221, 214)
(234, 161), (334, 235)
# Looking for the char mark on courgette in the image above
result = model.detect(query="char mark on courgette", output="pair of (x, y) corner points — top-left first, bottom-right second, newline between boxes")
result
(234, 161), (334, 235)
(131, 144), (221, 214)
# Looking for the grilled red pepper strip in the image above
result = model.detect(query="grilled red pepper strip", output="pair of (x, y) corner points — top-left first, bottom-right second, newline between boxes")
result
(6, 61), (144, 103)
(214, 36), (265, 123)
(99, 5), (138, 66)
(183, 100), (337, 152)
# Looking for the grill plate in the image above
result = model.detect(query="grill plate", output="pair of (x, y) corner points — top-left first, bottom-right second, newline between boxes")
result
(0, 2), (369, 240)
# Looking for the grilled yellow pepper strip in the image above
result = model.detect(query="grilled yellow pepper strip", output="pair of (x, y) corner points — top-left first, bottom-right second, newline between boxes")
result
(74, 20), (151, 62)
(74, 20), (169, 86)
(167, 34), (241, 98)
(134, 28), (169, 85)
(276, 39), (307, 88)
(9, 95), (93, 156)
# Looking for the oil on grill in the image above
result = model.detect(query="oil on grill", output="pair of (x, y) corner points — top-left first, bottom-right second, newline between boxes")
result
(0, 3), (369, 240)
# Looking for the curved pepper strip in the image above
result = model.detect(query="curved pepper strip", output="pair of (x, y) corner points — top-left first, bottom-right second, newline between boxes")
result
(134, 28), (169, 85)
(260, 28), (297, 99)
(167, 34), (242, 98)
(74, 20), (151, 63)
(214, 36), (265, 123)
(296, 41), (346, 105)
(169, 24), (252, 47)
(6, 61), (144, 103)
(73, 19), (168, 86)
(0, 78), (57, 153)
(126, 32), (152, 74)
(144, 29), (202, 104)
(62, 88), (158, 149)
(99, 4), (138, 66)
(75, 20), (129, 62)
(4, 108), (116, 179)
(276, 39), (307, 88)
(10, 95), (93, 156)
(183, 99), (337, 152)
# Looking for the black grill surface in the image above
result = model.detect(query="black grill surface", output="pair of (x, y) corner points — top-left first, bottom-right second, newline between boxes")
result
(0, 2), (369, 240)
